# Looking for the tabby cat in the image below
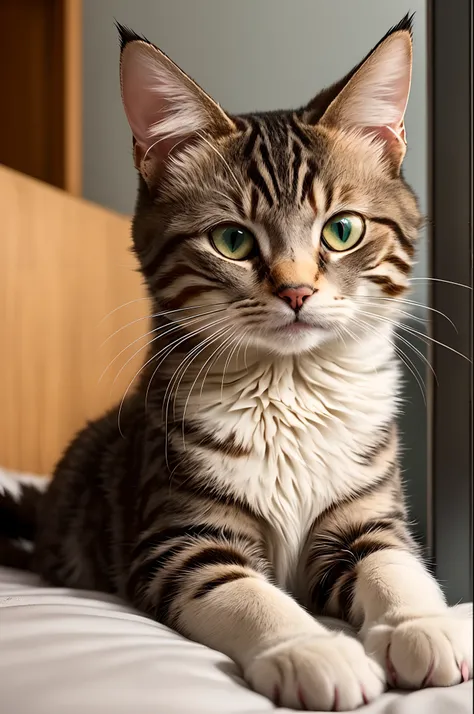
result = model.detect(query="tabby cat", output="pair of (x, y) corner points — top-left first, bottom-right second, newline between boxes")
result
(2, 14), (472, 711)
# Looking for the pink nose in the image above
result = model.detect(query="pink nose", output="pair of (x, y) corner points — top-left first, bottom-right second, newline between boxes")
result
(277, 285), (314, 311)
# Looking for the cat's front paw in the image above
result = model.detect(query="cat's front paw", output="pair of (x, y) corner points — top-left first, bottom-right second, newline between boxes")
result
(364, 612), (473, 689)
(244, 632), (385, 711)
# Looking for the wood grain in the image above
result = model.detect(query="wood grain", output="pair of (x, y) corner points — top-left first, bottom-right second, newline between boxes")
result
(0, 166), (149, 475)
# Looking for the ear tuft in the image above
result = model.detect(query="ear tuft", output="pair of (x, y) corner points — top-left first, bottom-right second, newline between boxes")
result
(317, 16), (414, 172)
(384, 11), (414, 38)
(115, 22), (150, 52)
(118, 27), (235, 184)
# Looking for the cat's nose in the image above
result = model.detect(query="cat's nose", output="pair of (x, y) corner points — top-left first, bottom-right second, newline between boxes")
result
(277, 285), (314, 311)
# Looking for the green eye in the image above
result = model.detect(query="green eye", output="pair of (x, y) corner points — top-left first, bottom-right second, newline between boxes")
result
(210, 225), (256, 260)
(322, 213), (365, 252)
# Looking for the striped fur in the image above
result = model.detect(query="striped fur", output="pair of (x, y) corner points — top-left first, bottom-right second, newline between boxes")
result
(3, 15), (471, 712)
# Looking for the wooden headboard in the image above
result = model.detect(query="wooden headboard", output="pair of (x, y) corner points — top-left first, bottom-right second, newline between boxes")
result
(0, 166), (149, 474)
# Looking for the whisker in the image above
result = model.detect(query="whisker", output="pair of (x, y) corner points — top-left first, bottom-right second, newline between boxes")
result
(350, 316), (427, 403)
(197, 328), (239, 414)
(243, 334), (252, 370)
(400, 348), (428, 404)
(199, 328), (239, 399)
(346, 316), (389, 380)
(354, 299), (429, 326)
(355, 309), (437, 384)
(159, 316), (236, 421)
(221, 329), (249, 402)
(165, 323), (235, 465)
(100, 329), (155, 385)
(103, 307), (227, 385)
(116, 314), (231, 436)
(409, 277), (472, 290)
(190, 331), (242, 448)
(235, 328), (248, 367)
(355, 308), (471, 363)
(102, 301), (229, 346)
(180, 325), (236, 439)
(333, 322), (348, 349)
(395, 331), (438, 386)
(145, 315), (233, 412)
(165, 322), (234, 423)
(396, 321), (471, 363)
(176, 328), (240, 450)
(169, 324), (238, 426)
(336, 322), (360, 349)
(111, 311), (227, 393)
(353, 294), (458, 332)
(98, 297), (150, 324)
(117, 351), (158, 438)
(165, 342), (209, 424)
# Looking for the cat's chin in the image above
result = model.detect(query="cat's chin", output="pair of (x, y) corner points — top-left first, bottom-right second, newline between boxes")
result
(252, 324), (335, 356)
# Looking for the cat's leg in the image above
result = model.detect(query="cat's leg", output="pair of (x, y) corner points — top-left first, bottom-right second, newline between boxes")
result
(127, 507), (384, 711)
(354, 548), (472, 688)
(303, 475), (473, 691)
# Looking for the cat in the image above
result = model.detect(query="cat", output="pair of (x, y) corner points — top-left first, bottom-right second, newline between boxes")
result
(1, 13), (472, 711)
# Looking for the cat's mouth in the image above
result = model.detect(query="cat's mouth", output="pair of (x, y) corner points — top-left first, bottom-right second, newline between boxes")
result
(271, 319), (327, 335)
(277, 322), (315, 333)
(257, 318), (334, 353)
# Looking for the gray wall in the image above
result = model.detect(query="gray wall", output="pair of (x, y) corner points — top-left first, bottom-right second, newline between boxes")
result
(82, 0), (430, 542)
(82, 1), (427, 225)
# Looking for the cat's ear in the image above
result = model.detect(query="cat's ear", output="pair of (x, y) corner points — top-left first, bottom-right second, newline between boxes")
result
(317, 16), (413, 171)
(118, 24), (235, 184)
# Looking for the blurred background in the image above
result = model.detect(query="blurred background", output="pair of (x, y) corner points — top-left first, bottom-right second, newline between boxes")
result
(0, 1), (471, 603)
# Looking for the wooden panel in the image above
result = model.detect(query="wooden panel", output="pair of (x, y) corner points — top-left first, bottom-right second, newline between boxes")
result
(0, 0), (82, 193)
(0, 166), (148, 475)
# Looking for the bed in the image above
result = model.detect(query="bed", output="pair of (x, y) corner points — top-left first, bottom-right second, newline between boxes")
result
(0, 167), (471, 713)
(1, 555), (471, 714)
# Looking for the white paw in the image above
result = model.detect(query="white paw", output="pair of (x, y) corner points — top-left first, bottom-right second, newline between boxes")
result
(364, 612), (473, 689)
(244, 632), (385, 711)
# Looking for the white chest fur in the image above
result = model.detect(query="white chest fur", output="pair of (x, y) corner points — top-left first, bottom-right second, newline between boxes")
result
(179, 335), (399, 586)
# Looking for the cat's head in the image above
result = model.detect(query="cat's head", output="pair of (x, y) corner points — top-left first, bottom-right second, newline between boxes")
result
(119, 15), (421, 357)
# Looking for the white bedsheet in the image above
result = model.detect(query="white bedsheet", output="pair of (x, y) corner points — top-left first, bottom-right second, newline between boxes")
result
(0, 566), (471, 714)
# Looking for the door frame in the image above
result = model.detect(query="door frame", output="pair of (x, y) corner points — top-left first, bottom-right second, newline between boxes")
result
(427, 0), (473, 603)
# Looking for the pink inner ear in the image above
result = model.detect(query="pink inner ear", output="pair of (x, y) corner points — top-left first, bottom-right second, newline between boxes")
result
(377, 122), (407, 147)
(383, 71), (410, 139)
(121, 43), (193, 170)
(320, 31), (412, 167)
(122, 45), (168, 152)
(120, 39), (234, 179)
(132, 135), (183, 178)
(367, 33), (412, 133)
(360, 122), (407, 168)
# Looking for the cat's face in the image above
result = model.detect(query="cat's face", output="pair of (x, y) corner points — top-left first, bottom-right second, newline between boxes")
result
(120, 16), (421, 357)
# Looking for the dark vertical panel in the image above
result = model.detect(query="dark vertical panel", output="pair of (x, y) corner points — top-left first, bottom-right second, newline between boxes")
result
(0, 0), (65, 188)
(428, 0), (472, 603)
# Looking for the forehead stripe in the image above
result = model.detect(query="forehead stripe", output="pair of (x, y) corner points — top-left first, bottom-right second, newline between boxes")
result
(243, 121), (260, 159)
(258, 139), (281, 204)
(250, 186), (259, 221)
(247, 159), (274, 208)
(300, 160), (316, 206)
(289, 115), (312, 149)
(291, 141), (302, 201)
